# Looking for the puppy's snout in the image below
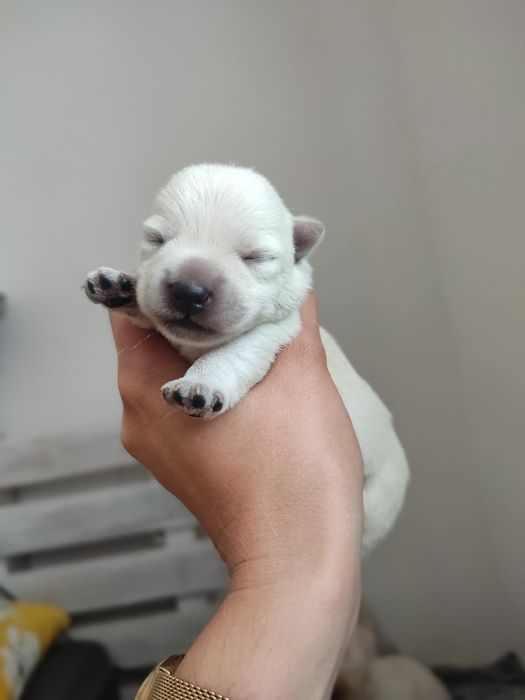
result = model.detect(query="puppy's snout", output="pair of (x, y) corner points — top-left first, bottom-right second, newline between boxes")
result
(170, 280), (211, 316)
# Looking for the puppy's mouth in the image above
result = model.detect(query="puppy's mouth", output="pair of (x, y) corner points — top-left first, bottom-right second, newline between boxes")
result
(164, 315), (215, 335)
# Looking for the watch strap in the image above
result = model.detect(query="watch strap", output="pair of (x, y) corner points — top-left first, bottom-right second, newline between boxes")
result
(135, 654), (230, 700)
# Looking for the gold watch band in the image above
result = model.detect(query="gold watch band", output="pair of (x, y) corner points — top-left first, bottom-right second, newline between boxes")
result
(135, 654), (230, 700)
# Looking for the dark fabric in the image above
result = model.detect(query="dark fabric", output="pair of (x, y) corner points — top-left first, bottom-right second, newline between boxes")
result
(434, 652), (525, 700)
(21, 639), (120, 700)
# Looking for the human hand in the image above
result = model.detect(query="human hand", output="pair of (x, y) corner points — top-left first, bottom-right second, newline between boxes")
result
(111, 295), (363, 700)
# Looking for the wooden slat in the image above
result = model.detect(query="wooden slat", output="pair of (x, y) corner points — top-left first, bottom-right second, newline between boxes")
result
(71, 598), (219, 668)
(0, 432), (227, 678)
(5, 536), (227, 613)
(0, 432), (133, 489)
(0, 479), (193, 556)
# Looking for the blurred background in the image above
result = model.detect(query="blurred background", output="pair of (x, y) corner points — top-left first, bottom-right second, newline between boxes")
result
(1, 0), (524, 695)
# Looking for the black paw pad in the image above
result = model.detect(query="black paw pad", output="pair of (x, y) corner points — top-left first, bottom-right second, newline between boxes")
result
(173, 390), (184, 405)
(99, 274), (112, 290)
(191, 394), (206, 409)
(212, 400), (223, 412)
(104, 296), (133, 309)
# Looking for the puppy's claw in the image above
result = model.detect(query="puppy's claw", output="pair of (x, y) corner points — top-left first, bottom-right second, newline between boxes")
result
(162, 379), (226, 419)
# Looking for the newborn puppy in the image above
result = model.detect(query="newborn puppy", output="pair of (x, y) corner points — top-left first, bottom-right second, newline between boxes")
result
(84, 163), (409, 552)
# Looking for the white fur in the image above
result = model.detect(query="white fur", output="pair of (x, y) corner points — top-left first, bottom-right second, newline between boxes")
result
(338, 606), (450, 699)
(85, 163), (409, 552)
(367, 656), (450, 700)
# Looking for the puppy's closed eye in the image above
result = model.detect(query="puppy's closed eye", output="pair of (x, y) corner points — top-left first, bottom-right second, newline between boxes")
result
(144, 230), (166, 246)
(241, 251), (277, 264)
(143, 214), (170, 247)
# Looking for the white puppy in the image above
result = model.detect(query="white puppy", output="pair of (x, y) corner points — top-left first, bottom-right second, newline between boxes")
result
(84, 163), (409, 553)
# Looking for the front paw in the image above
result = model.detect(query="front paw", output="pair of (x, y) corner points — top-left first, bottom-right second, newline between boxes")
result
(84, 268), (136, 309)
(161, 379), (225, 419)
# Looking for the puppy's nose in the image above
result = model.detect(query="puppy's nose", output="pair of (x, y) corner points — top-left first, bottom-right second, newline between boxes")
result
(170, 280), (211, 316)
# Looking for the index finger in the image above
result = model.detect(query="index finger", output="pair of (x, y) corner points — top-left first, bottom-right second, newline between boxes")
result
(109, 313), (157, 354)
(299, 293), (320, 334)
(109, 312), (188, 377)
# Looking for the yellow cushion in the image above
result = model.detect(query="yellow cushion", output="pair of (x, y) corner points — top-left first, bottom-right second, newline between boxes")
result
(0, 599), (70, 699)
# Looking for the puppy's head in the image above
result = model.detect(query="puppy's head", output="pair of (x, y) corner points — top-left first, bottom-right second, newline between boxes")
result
(137, 164), (324, 348)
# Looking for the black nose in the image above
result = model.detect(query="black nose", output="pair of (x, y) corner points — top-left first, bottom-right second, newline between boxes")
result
(170, 280), (211, 316)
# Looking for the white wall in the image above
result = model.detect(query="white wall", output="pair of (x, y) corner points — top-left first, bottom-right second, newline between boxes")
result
(362, 0), (525, 664)
(1, 0), (524, 664)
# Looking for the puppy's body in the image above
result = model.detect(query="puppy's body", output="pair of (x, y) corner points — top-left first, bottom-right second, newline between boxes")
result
(321, 329), (408, 552)
(85, 163), (409, 553)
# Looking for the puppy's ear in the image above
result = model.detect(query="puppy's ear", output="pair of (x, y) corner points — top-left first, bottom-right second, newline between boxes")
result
(293, 216), (325, 262)
(143, 214), (170, 238)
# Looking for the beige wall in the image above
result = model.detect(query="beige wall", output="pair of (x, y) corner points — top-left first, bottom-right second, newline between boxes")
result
(1, 0), (524, 663)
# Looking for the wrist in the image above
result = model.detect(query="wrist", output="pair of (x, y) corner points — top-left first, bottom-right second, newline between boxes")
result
(178, 539), (361, 700)
(209, 460), (364, 590)
(177, 449), (363, 698)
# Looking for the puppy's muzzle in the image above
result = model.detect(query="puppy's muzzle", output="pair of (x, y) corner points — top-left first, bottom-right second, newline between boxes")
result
(169, 279), (211, 317)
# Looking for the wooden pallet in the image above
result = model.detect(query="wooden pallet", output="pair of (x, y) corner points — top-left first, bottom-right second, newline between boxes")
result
(0, 432), (228, 696)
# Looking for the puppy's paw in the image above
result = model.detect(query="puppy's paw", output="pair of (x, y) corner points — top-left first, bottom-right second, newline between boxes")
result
(161, 379), (226, 419)
(84, 268), (136, 309)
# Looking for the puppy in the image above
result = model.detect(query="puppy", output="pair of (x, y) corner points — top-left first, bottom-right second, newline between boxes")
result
(84, 163), (409, 553)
